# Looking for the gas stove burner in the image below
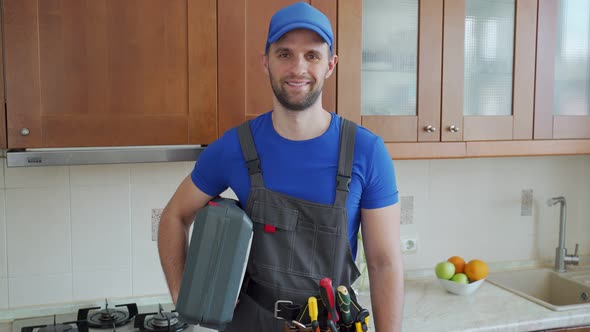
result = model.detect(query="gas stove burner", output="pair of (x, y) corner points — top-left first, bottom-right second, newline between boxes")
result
(134, 304), (188, 332)
(21, 316), (89, 332)
(77, 300), (138, 329)
(150, 313), (178, 327)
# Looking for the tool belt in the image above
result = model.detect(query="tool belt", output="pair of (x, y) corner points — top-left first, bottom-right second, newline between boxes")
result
(246, 280), (371, 332)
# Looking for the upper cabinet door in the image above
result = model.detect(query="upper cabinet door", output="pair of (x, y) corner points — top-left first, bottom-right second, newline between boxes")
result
(442, 0), (537, 141)
(339, 0), (443, 142)
(217, 0), (337, 136)
(535, 0), (590, 139)
(3, 0), (217, 148)
(342, 0), (536, 143)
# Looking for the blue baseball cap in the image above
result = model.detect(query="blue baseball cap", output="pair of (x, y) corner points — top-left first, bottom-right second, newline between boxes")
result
(266, 2), (334, 53)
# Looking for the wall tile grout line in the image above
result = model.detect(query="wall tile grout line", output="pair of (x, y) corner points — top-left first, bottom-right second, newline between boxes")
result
(128, 166), (134, 296)
(68, 166), (74, 301)
(3, 160), (9, 308)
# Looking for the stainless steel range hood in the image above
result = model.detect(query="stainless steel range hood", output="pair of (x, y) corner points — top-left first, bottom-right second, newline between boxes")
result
(6, 145), (205, 167)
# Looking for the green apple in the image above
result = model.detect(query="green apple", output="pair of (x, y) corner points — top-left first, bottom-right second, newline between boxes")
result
(451, 272), (469, 284)
(435, 261), (455, 279)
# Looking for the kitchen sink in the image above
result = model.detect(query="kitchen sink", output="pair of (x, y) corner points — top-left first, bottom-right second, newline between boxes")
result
(564, 266), (590, 286)
(487, 268), (590, 311)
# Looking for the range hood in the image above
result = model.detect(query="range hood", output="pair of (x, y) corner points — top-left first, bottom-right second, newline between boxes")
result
(6, 145), (205, 167)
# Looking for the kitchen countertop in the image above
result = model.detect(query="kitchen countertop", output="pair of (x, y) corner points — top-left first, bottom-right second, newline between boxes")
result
(3, 276), (590, 332)
(384, 277), (590, 332)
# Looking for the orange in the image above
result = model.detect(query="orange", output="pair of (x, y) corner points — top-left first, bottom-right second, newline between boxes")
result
(447, 256), (466, 274)
(464, 259), (489, 282)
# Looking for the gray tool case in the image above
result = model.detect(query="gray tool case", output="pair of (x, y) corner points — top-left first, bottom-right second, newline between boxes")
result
(176, 197), (253, 330)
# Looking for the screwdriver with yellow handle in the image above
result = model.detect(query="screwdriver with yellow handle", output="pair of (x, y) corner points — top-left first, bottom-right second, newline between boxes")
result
(307, 297), (320, 332)
(355, 309), (370, 332)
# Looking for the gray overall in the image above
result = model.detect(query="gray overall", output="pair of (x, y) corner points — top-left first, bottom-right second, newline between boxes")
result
(223, 118), (361, 331)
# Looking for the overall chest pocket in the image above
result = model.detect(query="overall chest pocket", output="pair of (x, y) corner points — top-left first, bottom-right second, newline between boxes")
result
(249, 201), (340, 279)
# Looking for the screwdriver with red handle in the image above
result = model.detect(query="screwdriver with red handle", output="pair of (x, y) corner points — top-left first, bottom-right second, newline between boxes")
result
(319, 277), (339, 331)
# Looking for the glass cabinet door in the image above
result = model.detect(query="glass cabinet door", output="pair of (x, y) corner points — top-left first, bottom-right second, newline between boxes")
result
(442, 0), (536, 141)
(463, 0), (514, 117)
(361, 0), (418, 117)
(356, 0), (443, 142)
(536, 0), (590, 139)
(554, 0), (590, 116)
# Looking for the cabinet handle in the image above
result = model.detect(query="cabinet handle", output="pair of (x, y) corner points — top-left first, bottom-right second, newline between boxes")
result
(448, 125), (460, 133)
(425, 125), (437, 133)
(20, 128), (30, 136)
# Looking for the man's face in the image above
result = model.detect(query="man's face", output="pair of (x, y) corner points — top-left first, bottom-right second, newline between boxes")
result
(264, 29), (337, 111)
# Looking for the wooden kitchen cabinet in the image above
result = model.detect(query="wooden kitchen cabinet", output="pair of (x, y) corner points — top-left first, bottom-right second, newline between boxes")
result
(338, 0), (590, 159)
(339, 0), (536, 143)
(2, 0), (589, 157)
(2, 0), (217, 148)
(217, 0), (337, 136)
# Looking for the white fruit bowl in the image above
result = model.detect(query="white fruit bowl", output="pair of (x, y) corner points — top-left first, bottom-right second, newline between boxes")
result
(438, 278), (485, 295)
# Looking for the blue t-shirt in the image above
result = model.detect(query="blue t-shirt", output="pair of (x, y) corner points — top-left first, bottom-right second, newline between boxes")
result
(191, 112), (398, 258)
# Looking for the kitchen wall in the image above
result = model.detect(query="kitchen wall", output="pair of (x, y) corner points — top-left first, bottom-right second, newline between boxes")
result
(395, 155), (590, 272)
(0, 161), (195, 309)
(0, 155), (589, 309)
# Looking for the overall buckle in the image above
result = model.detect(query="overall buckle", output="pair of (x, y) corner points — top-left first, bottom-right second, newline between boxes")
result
(273, 300), (293, 319)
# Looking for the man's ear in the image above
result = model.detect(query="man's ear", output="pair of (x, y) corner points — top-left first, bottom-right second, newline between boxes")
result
(325, 54), (338, 79)
(261, 53), (270, 76)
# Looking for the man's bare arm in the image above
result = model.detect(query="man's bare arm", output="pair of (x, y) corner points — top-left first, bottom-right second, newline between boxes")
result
(158, 175), (214, 303)
(361, 203), (404, 332)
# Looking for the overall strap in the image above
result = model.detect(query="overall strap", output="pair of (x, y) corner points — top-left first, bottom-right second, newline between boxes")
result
(237, 121), (265, 188)
(334, 118), (357, 207)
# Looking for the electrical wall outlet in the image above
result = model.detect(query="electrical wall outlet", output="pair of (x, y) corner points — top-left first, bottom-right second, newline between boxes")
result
(521, 189), (533, 216)
(401, 236), (418, 253)
(152, 208), (163, 241)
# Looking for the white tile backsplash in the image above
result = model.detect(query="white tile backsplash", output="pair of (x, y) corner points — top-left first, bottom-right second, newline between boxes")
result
(0, 278), (7, 309)
(73, 269), (131, 301)
(185, 161), (196, 175)
(0, 155), (589, 308)
(132, 252), (168, 297)
(395, 159), (430, 237)
(9, 274), (73, 307)
(0, 160), (5, 189)
(130, 162), (187, 185)
(70, 164), (130, 185)
(4, 165), (69, 188)
(6, 187), (71, 277)
(71, 185), (131, 271)
(0, 190), (6, 279)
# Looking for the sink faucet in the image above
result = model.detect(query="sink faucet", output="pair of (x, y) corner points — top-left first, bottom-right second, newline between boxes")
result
(547, 196), (579, 272)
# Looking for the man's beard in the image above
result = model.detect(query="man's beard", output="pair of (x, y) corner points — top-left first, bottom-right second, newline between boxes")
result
(269, 71), (323, 111)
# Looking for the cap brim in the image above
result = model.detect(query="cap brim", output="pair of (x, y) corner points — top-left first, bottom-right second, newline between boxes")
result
(267, 22), (332, 49)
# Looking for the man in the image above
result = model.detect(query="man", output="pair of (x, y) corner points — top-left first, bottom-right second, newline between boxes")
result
(158, 2), (403, 331)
